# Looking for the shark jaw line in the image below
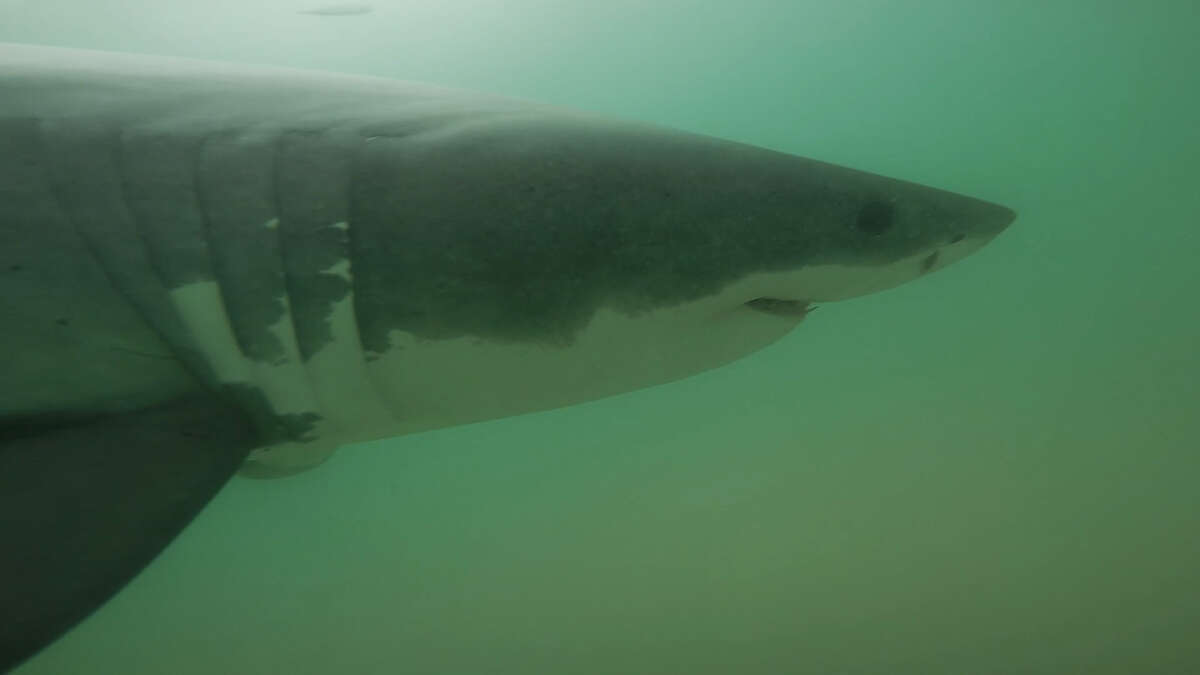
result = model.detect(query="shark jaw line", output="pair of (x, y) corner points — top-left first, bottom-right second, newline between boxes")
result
(725, 230), (1000, 314)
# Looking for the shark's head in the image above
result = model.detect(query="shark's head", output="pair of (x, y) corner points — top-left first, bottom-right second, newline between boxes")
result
(349, 111), (1015, 433)
(679, 144), (1017, 315)
(541, 117), (1017, 316)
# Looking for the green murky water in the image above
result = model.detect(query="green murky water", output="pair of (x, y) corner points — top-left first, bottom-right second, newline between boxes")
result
(3, 1), (1197, 673)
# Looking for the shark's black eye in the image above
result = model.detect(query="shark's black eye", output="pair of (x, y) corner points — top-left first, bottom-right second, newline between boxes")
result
(856, 200), (895, 235)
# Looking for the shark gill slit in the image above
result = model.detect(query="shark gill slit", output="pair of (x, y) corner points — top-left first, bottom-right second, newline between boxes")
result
(110, 124), (214, 377)
(41, 119), (198, 371)
(344, 132), (398, 405)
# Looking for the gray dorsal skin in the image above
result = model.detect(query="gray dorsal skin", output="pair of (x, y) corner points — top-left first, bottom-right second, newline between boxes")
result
(0, 42), (1014, 671)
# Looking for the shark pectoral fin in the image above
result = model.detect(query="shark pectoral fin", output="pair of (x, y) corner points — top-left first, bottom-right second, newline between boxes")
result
(0, 396), (258, 672)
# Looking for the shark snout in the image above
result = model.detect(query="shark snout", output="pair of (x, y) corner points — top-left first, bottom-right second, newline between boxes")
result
(975, 201), (1018, 238)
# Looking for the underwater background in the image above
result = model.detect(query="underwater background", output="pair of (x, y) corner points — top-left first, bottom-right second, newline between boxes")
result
(2, 0), (1196, 673)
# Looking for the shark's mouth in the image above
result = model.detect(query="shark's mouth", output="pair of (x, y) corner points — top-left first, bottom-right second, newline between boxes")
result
(744, 298), (816, 318)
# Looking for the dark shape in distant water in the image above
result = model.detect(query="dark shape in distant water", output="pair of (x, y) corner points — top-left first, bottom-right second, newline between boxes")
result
(298, 3), (373, 16)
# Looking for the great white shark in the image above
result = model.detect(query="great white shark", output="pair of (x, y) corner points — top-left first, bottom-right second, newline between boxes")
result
(0, 42), (1014, 670)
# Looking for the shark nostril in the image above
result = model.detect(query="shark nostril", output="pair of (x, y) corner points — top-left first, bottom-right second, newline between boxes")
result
(856, 200), (895, 235)
(949, 233), (965, 244)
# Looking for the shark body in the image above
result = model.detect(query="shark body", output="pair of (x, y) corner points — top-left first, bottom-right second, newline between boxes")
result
(0, 42), (1013, 671)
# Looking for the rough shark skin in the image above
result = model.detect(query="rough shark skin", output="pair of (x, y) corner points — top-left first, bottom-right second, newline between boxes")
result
(0, 42), (1014, 671)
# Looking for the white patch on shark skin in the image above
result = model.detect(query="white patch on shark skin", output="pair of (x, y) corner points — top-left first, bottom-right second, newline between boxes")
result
(168, 282), (318, 416)
(200, 231), (998, 464)
(167, 255), (344, 475)
(297, 259), (398, 443)
(321, 258), (351, 282)
(168, 281), (253, 384)
(365, 297), (799, 437)
(168, 218), (419, 474)
(260, 309), (324, 417)
(730, 230), (996, 303)
(360, 234), (997, 438)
